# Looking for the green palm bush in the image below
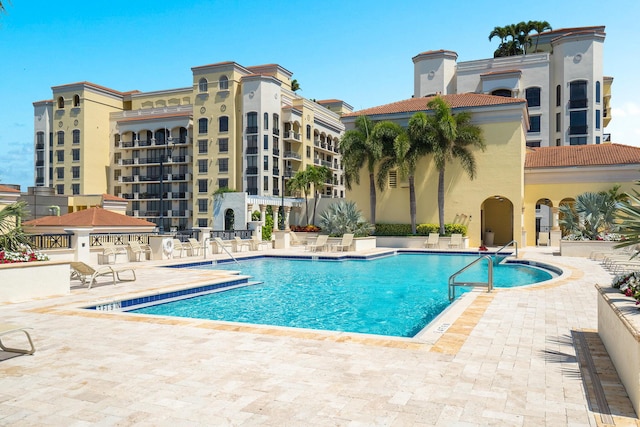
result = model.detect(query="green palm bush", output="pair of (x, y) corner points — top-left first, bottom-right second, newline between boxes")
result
(319, 201), (374, 237)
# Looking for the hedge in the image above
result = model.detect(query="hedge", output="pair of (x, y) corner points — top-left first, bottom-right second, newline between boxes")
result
(375, 223), (467, 236)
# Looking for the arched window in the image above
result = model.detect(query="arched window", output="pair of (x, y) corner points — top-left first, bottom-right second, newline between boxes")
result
(491, 89), (512, 98)
(198, 77), (208, 93)
(73, 94), (80, 107)
(57, 97), (65, 109)
(198, 118), (208, 134)
(264, 112), (269, 130)
(72, 129), (80, 145)
(306, 125), (311, 140)
(596, 81), (601, 104)
(224, 209), (235, 231)
(219, 116), (229, 132)
(556, 85), (561, 107)
(219, 75), (229, 90)
(525, 87), (541, 107)
(246, 112), (257, 133)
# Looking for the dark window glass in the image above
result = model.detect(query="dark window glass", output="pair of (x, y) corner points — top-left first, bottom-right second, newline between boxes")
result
(219, 116), (229, 132)
(528, 116), (541, 133)
(198, 118), (208, 134)
(569, 80), (588, 109)
(525, 87), (541, 107)
(219, 138), (228, 152)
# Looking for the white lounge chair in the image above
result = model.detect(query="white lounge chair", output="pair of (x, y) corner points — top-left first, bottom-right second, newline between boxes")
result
(289, 230), (306, 246)
(537, 232), (550, 246)
(333, 233), (354, 252)
(232, 236), (251, 252)
(213, 237), (233, 254)
(424, 233), (439, 248)
(0, 323), (35, 355)
(187, 238), (204, 256)
(127, 241), (151, 261)
(306, 234), (329, 252)
(448, 234), (463, 249)
(98, 242), (127, 264)
(70, 261), (136, 289)
(172, 239), (187, 258)
(249, 235), (271, 251)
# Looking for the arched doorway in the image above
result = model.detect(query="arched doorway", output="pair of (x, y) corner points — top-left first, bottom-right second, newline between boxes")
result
(481, 195), (514, 246)
(224, 209), (235, 231)
(535, 198), (553, 245)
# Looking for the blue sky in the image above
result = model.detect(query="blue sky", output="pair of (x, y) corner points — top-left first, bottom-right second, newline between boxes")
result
(2, 0), (639, 191)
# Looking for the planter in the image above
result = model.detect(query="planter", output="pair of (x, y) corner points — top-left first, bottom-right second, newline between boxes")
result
(597, 285), (640, 417)
(0, 260), (70, 303)
(353, 237), (377, 251)
(560, 240), (619, 257)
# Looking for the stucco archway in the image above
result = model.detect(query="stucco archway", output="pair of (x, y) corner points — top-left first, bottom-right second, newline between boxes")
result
(481, 195), (514, 246)
(534, 198), (553, 245)
(224, 209), (235, 231)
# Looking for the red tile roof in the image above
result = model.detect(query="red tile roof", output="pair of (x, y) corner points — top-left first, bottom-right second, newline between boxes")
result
(102, 193), (127, 202)
(23, 207), (155, 227)
(0, 185), (20, 193)
(344, 93), (525, 117)
(525, 143), (640, 168)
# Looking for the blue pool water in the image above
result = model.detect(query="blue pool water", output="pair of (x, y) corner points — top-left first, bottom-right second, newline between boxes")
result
(130, 254), (554, 338)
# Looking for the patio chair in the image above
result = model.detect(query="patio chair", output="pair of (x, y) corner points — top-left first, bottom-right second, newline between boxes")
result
(127, 241), (151, 262)
(213, 237), (233, 254)
(289, 230), (306, 246)
(232, 236), (251, 252)
(249, 235), (271, 251)
(172, 239), (187, 258)
(0, 323), (35, 355)
(306, 234), (329, 252)
(537, 232), (550, 246)
(70, 261), (136, 289)
(448, 234), (463, 249)
(187, 238), (204, 256)
(333, 233), (354, 252)
(424, 233), (439, 249)
(98, 242), (127, 264)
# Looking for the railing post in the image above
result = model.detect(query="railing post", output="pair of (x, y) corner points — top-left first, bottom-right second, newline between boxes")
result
(64, 227), (93, 263)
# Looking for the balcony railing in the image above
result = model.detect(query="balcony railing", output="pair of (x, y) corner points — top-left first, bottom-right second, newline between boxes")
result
(284, 131), (301, 142)
(272, 167), (280, 175)
(246, 146), (258, 154)
(35, 160), (44, 167)
(569, 99), (588, 109)
(27, 233), (72, 249)
(36, 143), (45, 150)
(246, 166), (258, 175)
(273, 188), (280, 196)
(569, 125), (588, 135)
(283, 151), (301, 160)
(272, 148), (280, 156)
(247, 187), (259, 195)
(35, 177), (44, 184)
(246, 126), (258, 134)
(272, 128), (280, 136)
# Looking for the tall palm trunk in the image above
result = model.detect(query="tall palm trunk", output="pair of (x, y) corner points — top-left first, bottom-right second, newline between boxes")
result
(438, 168), (446, 235)
(369, 172), (376, 225)
(409, 175), (416, 234)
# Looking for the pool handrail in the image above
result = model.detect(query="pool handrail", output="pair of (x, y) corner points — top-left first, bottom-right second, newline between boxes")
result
(494, 239), (518, 260)
(448, 255), (493, 302)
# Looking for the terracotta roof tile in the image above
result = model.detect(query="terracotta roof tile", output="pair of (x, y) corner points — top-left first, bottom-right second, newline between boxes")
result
(102, 193), (127, 202)
(0, 185), (20, 193)
(22, 207), (156, 227)
(525, 143), (640, 168)
(344, 93), (525, 117)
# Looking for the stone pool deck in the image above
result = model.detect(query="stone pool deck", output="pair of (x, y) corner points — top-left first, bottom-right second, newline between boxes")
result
(1, 246), (639, 426)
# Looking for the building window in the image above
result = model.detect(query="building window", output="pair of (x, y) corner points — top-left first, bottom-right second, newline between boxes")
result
(526, 141), (541, 148)
(306, 146), (311, 158)
(247, 177), (258, 195)
(556, 138), (561, 146)
(306, 125), (311, 140)
(72, 183), (80, 195)
(198, 179), (208, 193)
(246, 112), (258, 134)
(491, 89), (512, 97)
(525, 87), (541, 107)
(72, 149), (80, 161)
(219, 116), (229, 132)
(273, 114), (279, 134)
(198, 77), (208, 92)
(570, 137), (587, 146)
(596, 136), (601, 145)
(198, 139), (208, 154)
(218, 138), (228, 153)
(72, 129), (80, 145)
(218, 178), (229, 189)
(263, 155), (269, 171)
(596, 110), (601, 130)
(198, 118), (208, 134)
(36, 132), (45, 148)
(57, 97), (64, 109)
(56, 184), (64, 195)
(263, 176), (269, 191)
(263, 135), (268, 150)
(198, 199), (208, 213)
(569, 80), (588, 109)
(596, 81), (601, 104)
(556, 113), (561, 133)
(528, 116), (541, 133)
(264, 113), (269, 130)
(246, 135), (258, 154)
(219, 75), (228, 90)
(198, 159), (208, 173)
(219, 158), (228, 172)
(56, 150), (64, 162)
(569, 110), (587, 135)
(198, 219), (208, 228)
(56, 167), (64, 179)
(72, 166), (80, 179)
(57, 131), (65, 145)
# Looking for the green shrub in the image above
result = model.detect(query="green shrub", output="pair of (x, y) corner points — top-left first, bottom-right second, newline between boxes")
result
(444, 223), (467, 236)
(375, 224), (412, 236)
(376, 223), (467, 236)
(415, 224), (439, 235)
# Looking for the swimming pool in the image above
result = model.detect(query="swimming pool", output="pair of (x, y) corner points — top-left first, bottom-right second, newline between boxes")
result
(129, 253), (555, 338)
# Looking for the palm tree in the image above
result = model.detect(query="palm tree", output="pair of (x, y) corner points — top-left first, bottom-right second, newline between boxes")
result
(559, 192), (619, 240)
(291, 79), (301, 92)
(488, 26), (508, 44)
(307, 165), (332, 225)
(287, 168), (312, 225)
(530, 20), (552, 53)
(424, 96), (485, 235)
(340, 115), (383, 224)
(0, 201), (32, 251)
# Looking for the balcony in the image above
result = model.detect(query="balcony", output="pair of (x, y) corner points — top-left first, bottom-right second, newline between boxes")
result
(272, 167), (280, 176)
(35, 177), (44, 185)
(283, 151), (301, 160)
(569, 125), (588, 135)
(35, 160), (44, 167)
(247, 187), (259, 195)
(569, 99), (588, 109)
(284, 131), (301, 142)
(273, 188), (280, 196)
(36, 143), (45, 150)
(246, 166), (258, 175)
(272, 148), (280, 156)
(273, 128), (280, 136)
(246, 146), (258, 154)
(246, 126), (258, 134)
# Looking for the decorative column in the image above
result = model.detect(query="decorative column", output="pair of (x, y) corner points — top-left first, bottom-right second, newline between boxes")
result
(272, 206), (279, 232)
(551, 207), (560, 230)
(550, 206), (561, 247)
(284, 206), (292, 231)
(259, 204), (267, 224)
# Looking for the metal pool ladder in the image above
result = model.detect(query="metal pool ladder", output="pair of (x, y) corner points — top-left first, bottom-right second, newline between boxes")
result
(448, 255), (493, 302)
